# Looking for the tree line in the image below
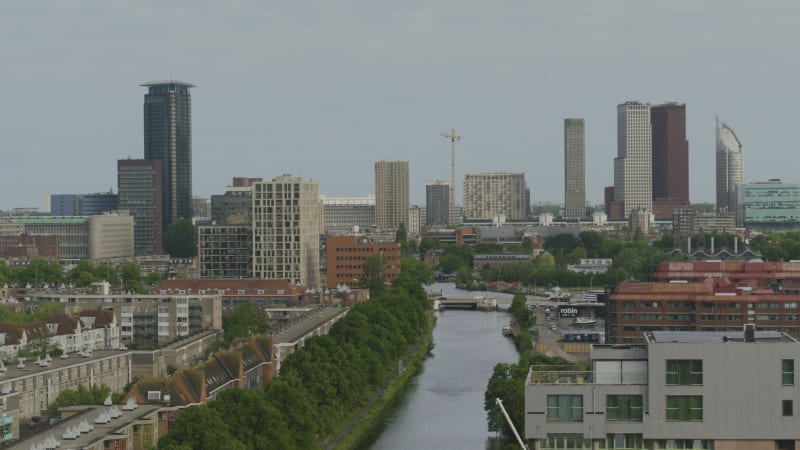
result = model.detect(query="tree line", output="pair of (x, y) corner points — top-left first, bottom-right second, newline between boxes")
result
(0, 259), (162, 293)
(157, 266), (432, 450)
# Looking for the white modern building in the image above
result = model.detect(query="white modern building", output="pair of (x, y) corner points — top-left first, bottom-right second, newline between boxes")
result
(320, 195), (376, 233)
(614, 102), (652, 218)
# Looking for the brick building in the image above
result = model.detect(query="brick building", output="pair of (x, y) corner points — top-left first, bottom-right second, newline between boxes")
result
(325, 235), (401, 289)
(608, 278), (800, 344)
(652, 261), (800, 285)
(155, 279), (321, 310)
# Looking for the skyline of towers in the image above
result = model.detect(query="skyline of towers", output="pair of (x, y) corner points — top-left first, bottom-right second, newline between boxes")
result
(425, 181), (450, 226)
(716, 117), (744, 212)
(651, 103), (689, 219)
(142, 80), (194, 229)
(614, 101), (653, 218)
(563, 118), (585, 220)
(374, 160), (409, 229)
(251, 176), (321, 288)
(462, 172), (527, 221)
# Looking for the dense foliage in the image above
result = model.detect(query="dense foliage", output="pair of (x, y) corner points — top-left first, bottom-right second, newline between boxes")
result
(222, 302), (270, 345)
(0, 259), (162, 291)
(445, 231), (679, 289)
(158, 271), (431, 449)
(164, 218), (198, 258)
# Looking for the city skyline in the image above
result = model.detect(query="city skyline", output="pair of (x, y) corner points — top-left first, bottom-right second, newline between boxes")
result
(2, 3), (799, 210)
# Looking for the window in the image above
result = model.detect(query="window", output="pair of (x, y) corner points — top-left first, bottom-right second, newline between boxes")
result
(666, 395), (702, 421)
(783, 359), (794, 385)
(783, 400), (793, 416)
(666, 360), (703, 385)
(547, 395), (583, 421)
(606, 395), (643, 421)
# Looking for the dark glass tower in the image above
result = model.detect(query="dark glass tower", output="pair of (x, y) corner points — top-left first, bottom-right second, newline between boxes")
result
(142, 80), (194, 229)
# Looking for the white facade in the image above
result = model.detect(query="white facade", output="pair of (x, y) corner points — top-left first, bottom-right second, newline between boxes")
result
(252, 176), (321, 289)
(463, 172), (527, 221)
(614, 102), (652, 218)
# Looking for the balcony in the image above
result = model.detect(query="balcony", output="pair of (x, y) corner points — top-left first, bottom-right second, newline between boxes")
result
(528, 369), (593, 385)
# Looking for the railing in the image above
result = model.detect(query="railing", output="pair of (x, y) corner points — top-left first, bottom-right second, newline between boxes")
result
(528, 370), (594, 385)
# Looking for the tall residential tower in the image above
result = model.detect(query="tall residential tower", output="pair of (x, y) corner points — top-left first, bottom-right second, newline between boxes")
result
(463, 172), (527, 221)
(374, 160), (409, 230)
(142, 80), (194, 229)
(716, 117), (744, 212)
(251, 176), (321, 289)
(563, 118), (585, 220)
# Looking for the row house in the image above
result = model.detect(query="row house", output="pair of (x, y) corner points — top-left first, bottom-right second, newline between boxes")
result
(0, 311), (119, 359)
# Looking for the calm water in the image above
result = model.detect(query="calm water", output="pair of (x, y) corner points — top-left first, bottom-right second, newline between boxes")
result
(364, 283), (519, 450)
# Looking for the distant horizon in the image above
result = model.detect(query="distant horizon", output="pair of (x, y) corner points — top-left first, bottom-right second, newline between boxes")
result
(3, 2), (798, 210)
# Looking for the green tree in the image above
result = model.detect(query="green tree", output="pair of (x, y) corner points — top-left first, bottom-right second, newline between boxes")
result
(164, 219), (197, 258)
(143, 271), (164, 285)
(157, 406), (247, 450)
(400, 256), (434, 285)
(361, 253), (385, 294)
(222, 302), (270, 345)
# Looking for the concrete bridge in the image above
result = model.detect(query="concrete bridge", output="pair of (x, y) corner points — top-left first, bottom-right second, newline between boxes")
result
(434, 297), (498, 311)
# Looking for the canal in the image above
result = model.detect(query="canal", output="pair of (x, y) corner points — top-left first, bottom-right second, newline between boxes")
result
(363, 283), (519, 449)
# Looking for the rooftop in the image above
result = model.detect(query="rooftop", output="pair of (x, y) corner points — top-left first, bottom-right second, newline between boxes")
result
(2, 350), (129, 382)
(646, 330), (796, 344)
(140, 80), (195, 88)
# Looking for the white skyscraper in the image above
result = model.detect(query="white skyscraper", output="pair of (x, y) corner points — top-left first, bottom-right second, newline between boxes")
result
(614, 102), (652, 218)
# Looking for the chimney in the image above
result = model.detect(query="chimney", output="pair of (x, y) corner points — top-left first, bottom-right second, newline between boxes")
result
(687, 237), (691, 254)
(711, 237), (715, 254)
(744, 323), (755, 342)
(734, 236), (738, 254)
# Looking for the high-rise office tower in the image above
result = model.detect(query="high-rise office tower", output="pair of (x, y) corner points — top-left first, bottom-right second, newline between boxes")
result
(463, 172), (527, 221)
(716, 117), (744, 212)
(650, 103), (689, 220)
(614, 102), (652, 218)
(374, 160), (409, 229)
(564, 118), (586, 220)
(142, 80), (194, 229)
(425, 181), (450, 226)
(252, 176), (320, 289)
(118, 159), (163, 256)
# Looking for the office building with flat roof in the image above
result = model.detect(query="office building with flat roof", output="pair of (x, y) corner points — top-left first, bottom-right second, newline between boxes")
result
(614, 102), (652, 218)
(651, 103), (689, 220)
(118, 159), (163, 256)
(736, 180), (800, 231)
(426, 181), (451, 226)
(564, 118), (586, 220)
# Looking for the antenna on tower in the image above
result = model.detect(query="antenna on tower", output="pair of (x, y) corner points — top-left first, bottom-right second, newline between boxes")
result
(440, 128), (461, 226)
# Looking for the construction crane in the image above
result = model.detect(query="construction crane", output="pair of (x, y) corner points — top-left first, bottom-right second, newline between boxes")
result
(440, 128), (460, 226)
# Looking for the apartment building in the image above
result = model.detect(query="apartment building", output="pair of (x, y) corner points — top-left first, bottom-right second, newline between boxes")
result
(525, 330), (800, 450)
(463, 172), (527, 221)
(27, 293), (222, 348)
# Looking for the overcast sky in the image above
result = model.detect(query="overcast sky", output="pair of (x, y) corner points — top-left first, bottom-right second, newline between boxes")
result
(1, 1), (798, 210)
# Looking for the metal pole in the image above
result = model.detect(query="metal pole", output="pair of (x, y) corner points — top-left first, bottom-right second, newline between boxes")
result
(495, 397), (527, 449)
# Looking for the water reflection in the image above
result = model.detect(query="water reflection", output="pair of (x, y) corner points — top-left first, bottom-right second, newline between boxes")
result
(363, 283), (519, 450)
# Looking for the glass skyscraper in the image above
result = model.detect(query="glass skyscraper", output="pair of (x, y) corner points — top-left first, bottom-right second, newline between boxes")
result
(142, 80), (194, 229)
